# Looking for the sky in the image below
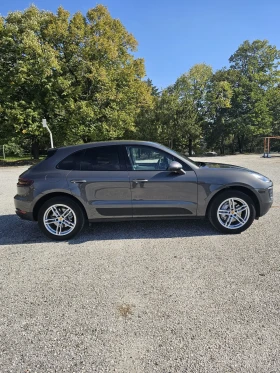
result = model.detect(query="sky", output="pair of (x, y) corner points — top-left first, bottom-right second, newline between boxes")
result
(1, 0), (280, 89)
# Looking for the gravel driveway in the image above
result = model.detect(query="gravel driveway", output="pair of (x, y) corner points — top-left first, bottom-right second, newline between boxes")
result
(0, 155), (279, 373)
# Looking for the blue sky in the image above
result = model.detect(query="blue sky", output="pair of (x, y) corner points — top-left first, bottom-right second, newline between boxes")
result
(1, 0), (280, 89)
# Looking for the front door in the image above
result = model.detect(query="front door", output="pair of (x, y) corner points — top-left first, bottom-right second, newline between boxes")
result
(63, 145), (132, 220)
(124, 145), (198, 217)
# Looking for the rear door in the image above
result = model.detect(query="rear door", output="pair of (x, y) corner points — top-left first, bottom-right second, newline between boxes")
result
(60, 145), (132, 220)
(123, 145), (198, 217)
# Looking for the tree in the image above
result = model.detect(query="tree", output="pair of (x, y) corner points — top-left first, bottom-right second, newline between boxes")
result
(171, 64), (215, 155)
(229, 40), (280, 88)
(133, 79), (160, 142)
(227, 40), (280, 152)
(267, 85), (280, 136)
(204, 69), (233, 154)
(0, 5), (152, 157)
(137, 64), (219, 155)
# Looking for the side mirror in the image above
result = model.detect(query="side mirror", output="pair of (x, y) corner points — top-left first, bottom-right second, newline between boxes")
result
(168, 161), (186, 175)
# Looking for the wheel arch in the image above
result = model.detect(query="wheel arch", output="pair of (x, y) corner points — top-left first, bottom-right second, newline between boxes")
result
(33, 192), (88, 221)
(206, 186), (261, 218)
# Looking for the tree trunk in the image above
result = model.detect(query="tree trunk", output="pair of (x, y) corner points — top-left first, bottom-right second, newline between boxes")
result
(31, 138), (40, 159)
(230, 138), (235, 154)
(82, 136), (91, 143)
(237, 136), (243, 153)
(188, 138), (193, 156)
(220, 136), (225, 155)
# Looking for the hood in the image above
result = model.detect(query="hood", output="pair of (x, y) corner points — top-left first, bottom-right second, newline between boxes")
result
(195, 161), (244, 169)
(195, 161), (272, 182)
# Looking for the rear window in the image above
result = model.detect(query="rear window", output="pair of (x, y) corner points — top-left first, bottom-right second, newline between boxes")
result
(56, 150), (84, 170)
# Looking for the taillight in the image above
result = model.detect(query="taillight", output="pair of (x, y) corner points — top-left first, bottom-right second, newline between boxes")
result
(17, 177), (34, 187)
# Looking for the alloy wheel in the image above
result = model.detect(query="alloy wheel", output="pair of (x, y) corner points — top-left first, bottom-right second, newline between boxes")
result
(43, 204), (77, 236)
(217, 197), (250, 230)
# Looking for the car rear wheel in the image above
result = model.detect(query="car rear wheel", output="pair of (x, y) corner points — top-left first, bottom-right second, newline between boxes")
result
(208, 190), (256, 234)
(38, 197), (85, 241)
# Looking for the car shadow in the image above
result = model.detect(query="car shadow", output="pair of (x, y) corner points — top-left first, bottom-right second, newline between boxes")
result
(0, 214), (221, 246)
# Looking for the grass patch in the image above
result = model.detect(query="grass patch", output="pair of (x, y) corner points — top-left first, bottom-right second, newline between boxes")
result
(1, 155), (44, 161)
(0, 156), (44, 167)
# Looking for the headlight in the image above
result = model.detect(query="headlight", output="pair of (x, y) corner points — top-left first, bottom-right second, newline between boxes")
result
(251, 173), (270, 183)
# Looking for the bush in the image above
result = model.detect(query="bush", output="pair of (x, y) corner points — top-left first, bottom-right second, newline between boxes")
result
(4, 142), (24, 157)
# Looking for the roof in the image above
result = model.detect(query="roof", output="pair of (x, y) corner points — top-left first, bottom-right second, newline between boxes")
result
(55, 140), (163, 152)
(45, 140), (199, 170)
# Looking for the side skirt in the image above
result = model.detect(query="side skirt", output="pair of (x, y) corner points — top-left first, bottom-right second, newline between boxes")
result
(88, 216), (205, 223)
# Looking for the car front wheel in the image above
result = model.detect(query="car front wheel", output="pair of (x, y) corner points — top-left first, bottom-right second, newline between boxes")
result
(38, 197), (85, 241)
(208, 190), (256, 234)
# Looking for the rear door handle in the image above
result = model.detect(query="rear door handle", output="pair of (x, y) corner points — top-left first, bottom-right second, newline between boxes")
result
(132, 179), (148, 184)
(70, 180), (87, 184)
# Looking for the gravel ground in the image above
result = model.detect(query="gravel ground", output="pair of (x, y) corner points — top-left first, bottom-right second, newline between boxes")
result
(0, 154), (279, 373)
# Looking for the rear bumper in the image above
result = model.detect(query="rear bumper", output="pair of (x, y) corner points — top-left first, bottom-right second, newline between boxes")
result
(14, 195), (34, 221)
(15, 208), (34, 221)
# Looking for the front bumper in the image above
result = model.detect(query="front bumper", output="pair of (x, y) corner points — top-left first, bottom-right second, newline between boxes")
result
(256, 185), (273, 217)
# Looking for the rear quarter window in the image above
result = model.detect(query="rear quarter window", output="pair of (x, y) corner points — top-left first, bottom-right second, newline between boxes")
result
(56, 150), (84, 170)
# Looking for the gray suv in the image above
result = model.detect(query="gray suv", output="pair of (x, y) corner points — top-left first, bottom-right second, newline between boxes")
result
(14, 141), (273, 240)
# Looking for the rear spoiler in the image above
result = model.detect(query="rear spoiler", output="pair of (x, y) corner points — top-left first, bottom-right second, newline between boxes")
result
(46, 148), (57, 159)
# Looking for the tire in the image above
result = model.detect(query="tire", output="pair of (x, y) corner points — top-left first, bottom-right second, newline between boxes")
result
(208, 190), (256, 234)
(38, 196), (85, 241)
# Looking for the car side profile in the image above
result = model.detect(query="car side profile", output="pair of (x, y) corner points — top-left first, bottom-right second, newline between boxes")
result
(14, 141), (273, 240)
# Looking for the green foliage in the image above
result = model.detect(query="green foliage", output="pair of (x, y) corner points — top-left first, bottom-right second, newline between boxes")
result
(267, 86), (280, 135)
(135, 40), (280, 155)
(4, 141), (24, 157)
(0, 5), (152, 156)
(0, 4), (279, 158)
(225, 40), (280, 152)
(202, 40), (280, 154)
(136, 64), (232, 155)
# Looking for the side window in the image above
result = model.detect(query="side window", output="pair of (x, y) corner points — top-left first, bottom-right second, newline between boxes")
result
(81, 146), (121, 171)
(126, 146), (175, 171)
(56, 150), (84, 170)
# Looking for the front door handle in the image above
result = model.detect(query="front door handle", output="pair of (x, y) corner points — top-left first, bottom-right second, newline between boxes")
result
(70, 180), (87, 184)
(132, 179), (148, 184)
